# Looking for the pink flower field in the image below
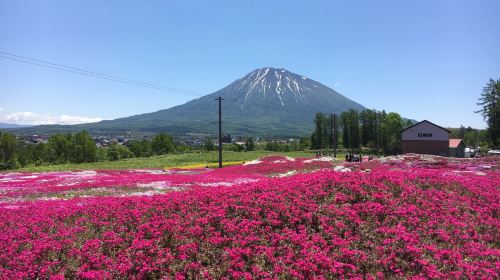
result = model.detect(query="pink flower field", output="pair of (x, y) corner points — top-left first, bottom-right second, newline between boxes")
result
(0, 155), (499, 279)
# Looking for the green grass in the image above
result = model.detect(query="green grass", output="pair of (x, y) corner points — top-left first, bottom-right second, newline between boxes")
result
(17, 150), (316, 172)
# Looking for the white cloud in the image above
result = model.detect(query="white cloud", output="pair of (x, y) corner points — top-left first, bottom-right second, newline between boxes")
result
(0, 111), (104, 125)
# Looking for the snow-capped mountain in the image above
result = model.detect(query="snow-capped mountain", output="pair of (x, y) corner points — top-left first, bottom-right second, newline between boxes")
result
(216, 67), (364, 113)
(18, 68), (366, 136)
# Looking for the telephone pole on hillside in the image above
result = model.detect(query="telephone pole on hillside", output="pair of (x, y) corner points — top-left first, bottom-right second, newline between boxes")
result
(215, 97), (223, 168)
(331, 114), (338, 158)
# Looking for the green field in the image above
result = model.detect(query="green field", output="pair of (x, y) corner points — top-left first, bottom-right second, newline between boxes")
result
(17, 150), (316, 172)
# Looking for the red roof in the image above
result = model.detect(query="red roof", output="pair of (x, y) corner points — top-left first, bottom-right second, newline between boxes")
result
(449, 139), (463, 148)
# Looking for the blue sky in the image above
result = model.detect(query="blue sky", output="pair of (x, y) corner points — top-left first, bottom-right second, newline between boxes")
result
(0, 0), (499, 128)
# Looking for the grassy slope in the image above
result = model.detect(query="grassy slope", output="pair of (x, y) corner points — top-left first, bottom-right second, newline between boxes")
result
(17, 151), (316, 172)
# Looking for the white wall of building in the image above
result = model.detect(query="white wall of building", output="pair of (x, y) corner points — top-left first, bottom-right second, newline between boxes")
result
(402, 121), (449, 141)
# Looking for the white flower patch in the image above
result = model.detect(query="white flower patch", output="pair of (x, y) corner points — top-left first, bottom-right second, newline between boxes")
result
(133, 169), (170, 175)
(199, 182), (233, 187)
(38, 197), (67, 201)
(333, 165), (351, 172)
(123, 190), (162, 197)
(244, 159), (262, 165)
(0, 178), (24, 183)
(20, 175), (38, 179)
(136, 181), (171, 190)
(72, 170), (97, 177)
(272, 157), (296, 164)
(277, 170), (298, 177)
(120, 186), (186, 197)
(304, 157), (334, 163)
(199, 177), (260, 187)
(334, 165), (345, 171)
(0, 172), (23, 177)
(56, 182), (80, 187)
(233, 178), (260, 184)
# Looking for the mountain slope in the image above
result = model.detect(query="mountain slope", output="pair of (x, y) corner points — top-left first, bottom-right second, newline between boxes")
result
(0, 123), (32, 129)
(13, 68), (366, 136)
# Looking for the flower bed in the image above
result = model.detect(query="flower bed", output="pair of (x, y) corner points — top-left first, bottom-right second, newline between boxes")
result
(0, 156), (332, 202)
(0, 155), (498, 278)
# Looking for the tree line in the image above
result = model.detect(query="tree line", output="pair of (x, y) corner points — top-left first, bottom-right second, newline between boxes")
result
(203, 136), (309, 153)
(449, 126), (490, 148)
(0, 131), (177, 170)
(311, 109), (410, 155)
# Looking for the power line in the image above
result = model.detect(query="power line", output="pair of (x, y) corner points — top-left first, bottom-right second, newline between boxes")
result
(0, 51), (204, 96)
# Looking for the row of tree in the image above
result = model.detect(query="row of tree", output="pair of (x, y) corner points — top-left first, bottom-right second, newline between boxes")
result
(311, 109), (409, 154)
(0, 131), (178, 170)
(202, 137), (256, 152)
(265, 138), (309, 152)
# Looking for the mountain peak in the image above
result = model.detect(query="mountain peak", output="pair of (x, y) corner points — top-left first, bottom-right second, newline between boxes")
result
(248, 67), (306, 79)
(227, 67), (315, 106)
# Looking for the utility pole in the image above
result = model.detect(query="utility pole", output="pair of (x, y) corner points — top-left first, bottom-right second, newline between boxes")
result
(329, 114), (334, 151)
(375, 112), (379, 152)
(215, 97), (223, 168)
(332, 113), (338, 158)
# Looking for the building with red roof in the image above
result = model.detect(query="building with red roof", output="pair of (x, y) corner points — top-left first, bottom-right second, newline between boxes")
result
(449, 139), (465, 158)
(402, 120), (466, 157)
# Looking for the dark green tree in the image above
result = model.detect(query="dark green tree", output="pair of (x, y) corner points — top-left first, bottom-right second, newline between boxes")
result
(377, 111), (387, 152)
(458, 125), (466, 139)
(107, 143), (134, 161)
(71, 130), (97, 163)
(0, 132), (18, 169)
(151, 133), (175, 155)
(17, 142), (31, 167)
(47, 133), (72, 164)
(232, 143), (244, 152)
(311, 113), (328, 149)
(476, 78), (500, 147)
(340, 110), (360, 150)
(341, 111), (350, 149)
(349, 110), (361, 149)
(463, 127), (479, 147)
(203, 137), (215, 151)
(380, 112), (403, 154)
(329, 114), (339, 156)
(299, 137), (311, 150)
(245, 137), (255, 151)
(33, 142), (49, 164)
(128, 140), (152, 157)
(404, 119), (413, 129)
(360, 110), (370, 146)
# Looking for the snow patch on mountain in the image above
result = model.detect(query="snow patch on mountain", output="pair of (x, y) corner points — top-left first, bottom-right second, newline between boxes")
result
(232, 67), (313, 107)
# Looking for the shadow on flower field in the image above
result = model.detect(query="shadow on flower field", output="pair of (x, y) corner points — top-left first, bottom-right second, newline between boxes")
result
(0, 154), (498, 278)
